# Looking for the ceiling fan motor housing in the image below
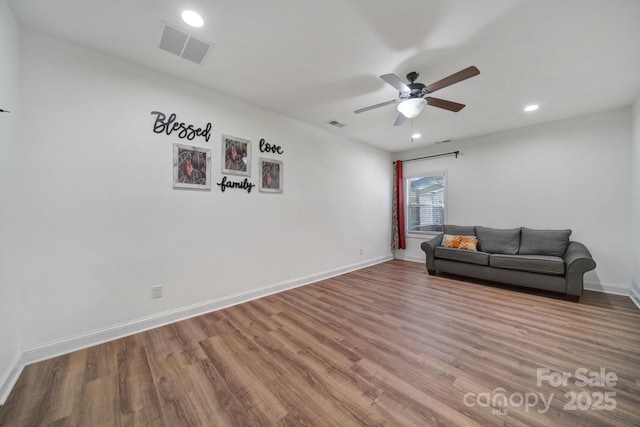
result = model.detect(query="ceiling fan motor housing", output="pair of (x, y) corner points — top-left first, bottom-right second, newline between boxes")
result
(407, 82), (426, 98)
(404, 71), (426, 98)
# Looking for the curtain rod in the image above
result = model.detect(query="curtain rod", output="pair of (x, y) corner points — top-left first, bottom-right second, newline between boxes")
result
(393, 150), (459, 164)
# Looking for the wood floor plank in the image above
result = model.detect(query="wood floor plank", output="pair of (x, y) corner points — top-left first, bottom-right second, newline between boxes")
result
(75, 374), (120, 427)
(199, 335), (288, 425)
(116, 338), (162, 424)
(1, 260), (639, 426)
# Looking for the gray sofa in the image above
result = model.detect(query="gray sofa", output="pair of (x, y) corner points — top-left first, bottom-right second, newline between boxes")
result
(420, 225), (596, 300)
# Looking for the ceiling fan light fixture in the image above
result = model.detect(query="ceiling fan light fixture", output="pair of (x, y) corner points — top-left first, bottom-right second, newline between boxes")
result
(397, 98), (426, 118)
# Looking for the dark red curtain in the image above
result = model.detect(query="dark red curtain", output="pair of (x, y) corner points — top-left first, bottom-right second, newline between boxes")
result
(395, 160), (406, 249)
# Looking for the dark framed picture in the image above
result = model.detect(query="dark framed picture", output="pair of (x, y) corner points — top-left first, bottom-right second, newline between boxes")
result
(221, 134), (251, 176)
(259, 158), (283, 193)
(173, 143), (211, 190)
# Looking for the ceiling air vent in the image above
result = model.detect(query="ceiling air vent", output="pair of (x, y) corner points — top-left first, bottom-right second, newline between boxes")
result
(158, 22), (212, 65)
(328, 120), (346, 128)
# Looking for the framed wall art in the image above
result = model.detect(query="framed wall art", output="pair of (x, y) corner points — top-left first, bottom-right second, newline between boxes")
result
(173, 143), (211, 190)
(221, 134), (251, 176)
(259, 158), (283, 193)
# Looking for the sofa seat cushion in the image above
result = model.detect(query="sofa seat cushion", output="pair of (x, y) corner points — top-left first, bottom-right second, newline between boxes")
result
(490, 254), (565, 275)
(519, 227), (572, 257)
(475, 226), (521, 254)
(435, 247), (490, 266)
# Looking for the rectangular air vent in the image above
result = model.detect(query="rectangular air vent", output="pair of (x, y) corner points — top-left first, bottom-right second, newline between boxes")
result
(158, 22), (212, 65)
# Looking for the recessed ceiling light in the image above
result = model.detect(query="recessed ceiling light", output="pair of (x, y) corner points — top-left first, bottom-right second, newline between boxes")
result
(524, 104), (539, 112)
(412, 133), (421, 139)
(182, 10), (204, 28)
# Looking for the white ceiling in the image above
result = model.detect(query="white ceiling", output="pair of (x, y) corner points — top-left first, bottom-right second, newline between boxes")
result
(8, 0), (640, 152)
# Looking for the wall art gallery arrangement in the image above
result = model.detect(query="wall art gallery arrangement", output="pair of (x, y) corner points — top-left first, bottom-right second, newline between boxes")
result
(151, 110), (284, 194)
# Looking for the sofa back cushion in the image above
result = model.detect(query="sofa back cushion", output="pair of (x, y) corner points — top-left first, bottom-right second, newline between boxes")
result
(475, 226), (521, 254)
(443, 224), (476, 237)
(519, 227), (572, 257)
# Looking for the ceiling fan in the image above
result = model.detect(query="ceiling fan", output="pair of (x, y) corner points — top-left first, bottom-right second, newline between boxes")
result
(354, 66), (480, 126)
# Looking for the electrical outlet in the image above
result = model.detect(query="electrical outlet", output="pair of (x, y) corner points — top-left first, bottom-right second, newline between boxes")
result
(152, 285), (163, 299)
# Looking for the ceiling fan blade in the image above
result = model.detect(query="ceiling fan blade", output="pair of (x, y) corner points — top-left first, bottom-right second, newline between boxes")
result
(425, 66), (480, 94)
(426, 97), (466, 112)
(393, 112), (406, 126)
(354, 99), (398, 114)
(380, 74), (410, 92)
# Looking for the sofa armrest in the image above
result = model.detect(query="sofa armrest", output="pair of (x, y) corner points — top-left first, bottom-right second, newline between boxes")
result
(421, 233), (443, 274)
(564, 241), (596, 297)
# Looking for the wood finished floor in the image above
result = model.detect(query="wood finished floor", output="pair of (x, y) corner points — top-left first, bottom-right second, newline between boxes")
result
(1, 260), (639, 426)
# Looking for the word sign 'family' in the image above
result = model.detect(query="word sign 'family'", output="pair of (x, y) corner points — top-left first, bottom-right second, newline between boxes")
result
(151, 111), (212, 143)
(216, 176), (255, 194)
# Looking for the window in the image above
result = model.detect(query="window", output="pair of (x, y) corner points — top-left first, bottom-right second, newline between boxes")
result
(406, 171), (446, 233)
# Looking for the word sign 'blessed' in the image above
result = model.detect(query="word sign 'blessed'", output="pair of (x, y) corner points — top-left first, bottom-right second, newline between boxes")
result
(150, 111), (212, 143)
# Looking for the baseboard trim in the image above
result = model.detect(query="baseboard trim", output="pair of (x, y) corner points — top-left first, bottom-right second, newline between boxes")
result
(583, 281), (630, 296)
(630, 283), (640, 310)
(20, 255), (393, 367)
(393, 253), (424, 264)
(0, 350), (24, 405)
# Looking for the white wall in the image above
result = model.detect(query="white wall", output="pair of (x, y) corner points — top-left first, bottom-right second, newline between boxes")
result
(394, 108), (633, 294)
(18, 29), (392, 356)
(0, 0), (23, 404)
(632, 96), (640, 307)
